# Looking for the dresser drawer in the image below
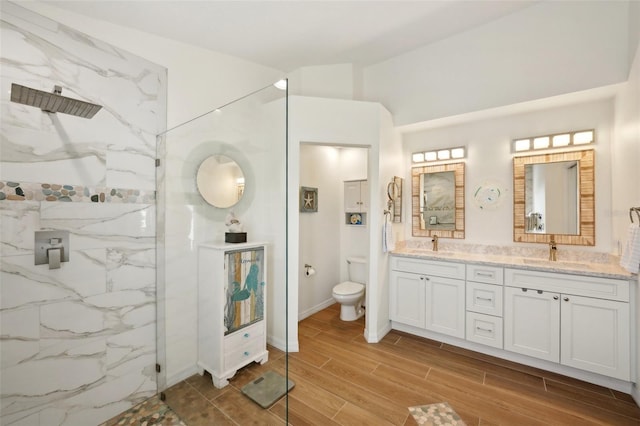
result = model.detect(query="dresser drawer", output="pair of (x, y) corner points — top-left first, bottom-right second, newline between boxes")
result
(466, 281), (503, 317)
(391, 256), (465, 279)
(467, 264), (503, 285)
(505, 268), (629, 302)
(466, 312), (503, 349)
(224, 339), (265, 370)
(224, 321), (264, 352)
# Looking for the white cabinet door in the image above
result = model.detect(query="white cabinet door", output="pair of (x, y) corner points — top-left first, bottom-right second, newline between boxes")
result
(560, 294), (630, 380)
(389, 271), (425, 328)
(344, 180), (367, 212)
(359, 180), (369, 211)
(425, 276), (465, 338)
(504, 286), (560, 362)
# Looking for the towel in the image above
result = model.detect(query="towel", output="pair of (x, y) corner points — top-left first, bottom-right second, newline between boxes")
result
(383, 220), (395, 253)
(620, 224), (640, 273)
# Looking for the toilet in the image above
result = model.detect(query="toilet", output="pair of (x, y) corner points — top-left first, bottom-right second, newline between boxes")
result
(332, 256), (366, 321)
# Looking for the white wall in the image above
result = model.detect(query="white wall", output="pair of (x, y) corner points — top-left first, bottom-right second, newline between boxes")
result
(363, 1), (631, 126)
(372, 107), (403, 341)
(402, 97), (615, 252)
(612, 43), (640, 402)
(298, 145), (342, 318)
(288, 64), (356, 100)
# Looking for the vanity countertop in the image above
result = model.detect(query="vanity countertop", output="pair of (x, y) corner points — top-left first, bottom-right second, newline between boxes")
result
(390, 248), (634, 281)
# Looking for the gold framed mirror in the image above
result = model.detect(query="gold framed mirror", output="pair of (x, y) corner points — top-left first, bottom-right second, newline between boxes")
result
(513, 149), (594, 245)
(412, 162), (465, 239)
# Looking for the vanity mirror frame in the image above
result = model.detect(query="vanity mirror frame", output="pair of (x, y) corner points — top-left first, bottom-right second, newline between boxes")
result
(412, 162), (465, 239)
(513, 149), (594, 246)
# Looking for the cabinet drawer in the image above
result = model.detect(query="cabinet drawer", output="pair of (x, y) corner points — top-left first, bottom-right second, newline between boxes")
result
(466, 282), (503, 317)
(466, 312), (503, 349)
(391, 256), (465, 279)
(224, 339), (264, 370)
(467, 264), (503, 285)
(224, 321), (264, 352)
(505, 268), (629, 302)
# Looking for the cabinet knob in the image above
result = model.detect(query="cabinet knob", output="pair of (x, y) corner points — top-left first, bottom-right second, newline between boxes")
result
(563, 297), (570, 302)
(243, 333), (250, 338)
(553, 296), (559, 300)
(521, 288), (527, 292)
(537, 290), (543, 294)
(243, 351), (250, 356)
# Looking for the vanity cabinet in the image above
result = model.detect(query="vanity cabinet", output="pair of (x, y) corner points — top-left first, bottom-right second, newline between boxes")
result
(197, 242), (268, 388)
(465, 264), (504, 349)
(504, 268), (630, 381)
(390, 257), (465, 338)
(344, 180), (368, 213)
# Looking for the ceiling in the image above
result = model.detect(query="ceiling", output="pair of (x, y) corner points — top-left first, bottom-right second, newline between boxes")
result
(44, 0), (538, 72)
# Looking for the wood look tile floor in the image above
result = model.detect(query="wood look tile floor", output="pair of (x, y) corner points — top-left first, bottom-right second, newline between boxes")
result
(164, 304), (640, 425)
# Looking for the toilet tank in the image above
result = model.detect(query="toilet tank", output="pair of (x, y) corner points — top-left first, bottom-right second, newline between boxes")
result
(346, 256), (367, 284)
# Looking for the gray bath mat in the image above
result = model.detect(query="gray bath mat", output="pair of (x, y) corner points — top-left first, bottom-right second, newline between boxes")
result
(241, 371), (295, 408)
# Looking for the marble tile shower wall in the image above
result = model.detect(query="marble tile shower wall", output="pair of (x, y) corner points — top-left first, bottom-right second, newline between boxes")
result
(0, 3), (167, 426)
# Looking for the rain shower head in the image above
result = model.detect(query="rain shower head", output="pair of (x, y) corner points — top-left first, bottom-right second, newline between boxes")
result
(10, 83), (102, 119)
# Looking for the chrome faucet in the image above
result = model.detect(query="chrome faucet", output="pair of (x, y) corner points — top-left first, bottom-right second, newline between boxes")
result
(549, 237), (557, 261)
(432, 235), (439, 252)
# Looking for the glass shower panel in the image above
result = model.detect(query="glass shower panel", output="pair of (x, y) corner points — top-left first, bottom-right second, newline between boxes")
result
(156, 82), (288, 424)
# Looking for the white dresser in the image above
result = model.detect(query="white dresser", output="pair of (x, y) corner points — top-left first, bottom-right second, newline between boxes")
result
(197, 241), (268, 388)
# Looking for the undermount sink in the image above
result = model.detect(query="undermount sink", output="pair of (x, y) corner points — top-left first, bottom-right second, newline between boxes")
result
(523, 258), (592, 270)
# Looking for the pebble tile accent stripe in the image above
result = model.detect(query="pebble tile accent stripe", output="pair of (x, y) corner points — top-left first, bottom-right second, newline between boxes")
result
(0, 181), (154, 203)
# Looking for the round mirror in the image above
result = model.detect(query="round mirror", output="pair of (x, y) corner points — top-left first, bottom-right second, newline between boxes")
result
(196, 155), (245, 208)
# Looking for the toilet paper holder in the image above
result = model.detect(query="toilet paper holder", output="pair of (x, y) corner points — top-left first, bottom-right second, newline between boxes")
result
(304, 264), (316, 277)
(35, 230), (69, 269)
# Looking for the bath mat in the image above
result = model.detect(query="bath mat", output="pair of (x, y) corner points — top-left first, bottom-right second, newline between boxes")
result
(408, 402), (466, 425)
(241, 370), (295, 408)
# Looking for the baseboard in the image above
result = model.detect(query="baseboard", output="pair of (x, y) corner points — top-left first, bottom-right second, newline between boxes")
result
(267, 334), (299, 353)
(164, 364), (200, 389)
(365, 321), (392, 343)
(298, 298), (335, 321)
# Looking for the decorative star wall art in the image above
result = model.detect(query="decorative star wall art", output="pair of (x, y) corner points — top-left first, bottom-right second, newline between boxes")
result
(299, 186), (318, 213)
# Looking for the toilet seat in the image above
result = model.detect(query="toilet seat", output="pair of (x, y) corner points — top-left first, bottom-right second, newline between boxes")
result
(333, 281), (364, 296)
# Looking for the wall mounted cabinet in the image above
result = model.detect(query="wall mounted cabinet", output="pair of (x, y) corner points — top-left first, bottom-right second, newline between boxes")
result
(344, 180), (368, 226)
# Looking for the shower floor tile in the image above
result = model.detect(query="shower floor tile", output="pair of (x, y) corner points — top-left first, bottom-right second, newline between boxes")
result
(99, 394), (186, 426)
